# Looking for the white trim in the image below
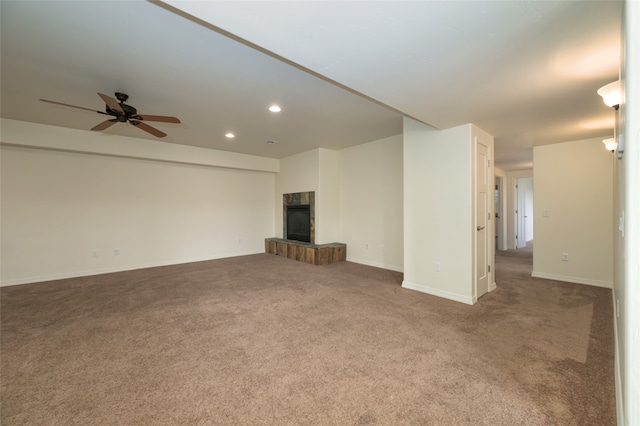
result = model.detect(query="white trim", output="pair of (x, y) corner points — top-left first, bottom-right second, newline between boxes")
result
(346, 256), (404, 273)
(0, 250), (262, 287)
(401, 280), (476, 305)
(612, 289), (624, 426)
(531, 271), (612, 289)
(490, 281), (497, 291)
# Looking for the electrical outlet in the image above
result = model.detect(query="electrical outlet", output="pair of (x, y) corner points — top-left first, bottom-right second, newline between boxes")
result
(365, 243), (369, 250)
(113, 248), (120, 256)
(380, 244), (385, 252)
(91, 250), (98, 258)
(435, 261), (441, 272)
(562, 253), (569, 262)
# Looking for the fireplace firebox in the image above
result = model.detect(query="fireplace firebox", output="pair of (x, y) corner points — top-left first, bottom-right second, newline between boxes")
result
(286, 205), (311, 243)
(283, 191), (315, 244)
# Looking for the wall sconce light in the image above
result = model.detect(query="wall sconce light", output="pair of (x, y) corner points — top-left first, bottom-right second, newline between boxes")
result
(602, 137), (617, 152)
(597, 80), (622, 110)
(597, 80), (624, 159)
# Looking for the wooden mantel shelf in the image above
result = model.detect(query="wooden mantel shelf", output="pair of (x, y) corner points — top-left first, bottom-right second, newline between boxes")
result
(265, 238), (346, 266)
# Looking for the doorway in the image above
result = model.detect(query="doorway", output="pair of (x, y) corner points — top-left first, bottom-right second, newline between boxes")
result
(494, 176), (506, 251)
(476, 139), (490, 300)
(515, 177), (534, 249)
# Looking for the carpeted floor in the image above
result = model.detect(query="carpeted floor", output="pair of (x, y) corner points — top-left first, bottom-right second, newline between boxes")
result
(1, 245), (615, 425)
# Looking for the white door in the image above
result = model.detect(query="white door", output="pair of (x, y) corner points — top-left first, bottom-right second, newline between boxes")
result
(476, 141), (490, 299)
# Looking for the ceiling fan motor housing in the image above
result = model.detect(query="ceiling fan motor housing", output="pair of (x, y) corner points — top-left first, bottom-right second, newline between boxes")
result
(106, 102), (137, 121)
(114, 92), (129, 102)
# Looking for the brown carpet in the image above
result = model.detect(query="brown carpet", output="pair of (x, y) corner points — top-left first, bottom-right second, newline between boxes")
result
(1, 245), (615, 425)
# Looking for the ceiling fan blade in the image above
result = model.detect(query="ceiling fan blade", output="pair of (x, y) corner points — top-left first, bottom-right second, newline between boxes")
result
(40, 98), (107, 114)
(98, 93), (124, 114)
(91, 119), (117, 131)
(130, 120), (167, 138)
(134, 114), (181, 124)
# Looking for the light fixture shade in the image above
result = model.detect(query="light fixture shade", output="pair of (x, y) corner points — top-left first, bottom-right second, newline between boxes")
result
(597, 80), (622, 108)
(602, 137), (617, 151)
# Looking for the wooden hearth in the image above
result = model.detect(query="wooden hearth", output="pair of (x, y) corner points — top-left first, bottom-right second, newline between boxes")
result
(265, 238), (346, 266)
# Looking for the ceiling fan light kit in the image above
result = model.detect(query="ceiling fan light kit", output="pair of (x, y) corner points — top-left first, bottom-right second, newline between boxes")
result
(40, 92), (181, 138)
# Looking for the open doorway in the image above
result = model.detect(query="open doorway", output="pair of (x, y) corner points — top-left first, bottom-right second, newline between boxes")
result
(494, 176), (507, 251)
(515, 177), (534, 249)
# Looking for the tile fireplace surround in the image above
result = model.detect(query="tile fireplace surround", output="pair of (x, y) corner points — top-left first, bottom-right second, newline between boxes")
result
(265, 191), (346, 265)
(282, 191), (315, 244)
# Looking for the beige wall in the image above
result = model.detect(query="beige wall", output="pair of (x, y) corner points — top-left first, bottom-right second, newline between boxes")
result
(1, 120), (276, 286)
(1, 119), (279, 172)
(318, 149), (340, 244)
(276, 138), (403, 269)
(402, 119), (475, 304)
(274, 149), (320, 240)
(532, 137), (613, 287)
(274, 148), (340, 244)
(338, 134), (403, 271)
(616, 1), (640, 423)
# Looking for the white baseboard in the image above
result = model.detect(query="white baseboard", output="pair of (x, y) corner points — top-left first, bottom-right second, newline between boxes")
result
(490, 281), (497, 291)
(612, 289), (624, 426)
(346, 257), (404, 273)
(0, 250), (262, 287)
(531, 271), (612, 289)
(401, 280), (475, 305)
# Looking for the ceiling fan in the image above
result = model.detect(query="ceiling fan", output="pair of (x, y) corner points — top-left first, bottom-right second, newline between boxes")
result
(40, 92), (180, 138)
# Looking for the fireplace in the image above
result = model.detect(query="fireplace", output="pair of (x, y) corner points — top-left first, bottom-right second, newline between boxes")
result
(283, 191), (315, 244)
(266, 190), (346, 265)
(286, 205), (311, 243)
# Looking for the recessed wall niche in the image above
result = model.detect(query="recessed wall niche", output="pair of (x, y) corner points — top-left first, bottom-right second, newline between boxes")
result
(283, 191), (315, 244)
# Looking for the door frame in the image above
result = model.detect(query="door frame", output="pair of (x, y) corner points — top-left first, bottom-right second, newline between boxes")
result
(495, 175), (507, 251)
(506, 170), (533, 249)
(474, 136), (493, 301)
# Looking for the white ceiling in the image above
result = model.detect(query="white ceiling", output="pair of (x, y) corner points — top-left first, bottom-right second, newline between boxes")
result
(1, 1), (622, 170)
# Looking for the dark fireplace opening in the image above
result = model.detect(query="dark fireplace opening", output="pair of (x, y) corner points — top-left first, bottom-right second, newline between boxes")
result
(286, 204), (311, 243)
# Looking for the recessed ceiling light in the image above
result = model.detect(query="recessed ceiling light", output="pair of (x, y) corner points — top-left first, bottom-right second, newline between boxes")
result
(266, 140), (277, 144)
(225, 133), (235, 139)
(268, 105), (281, 113)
